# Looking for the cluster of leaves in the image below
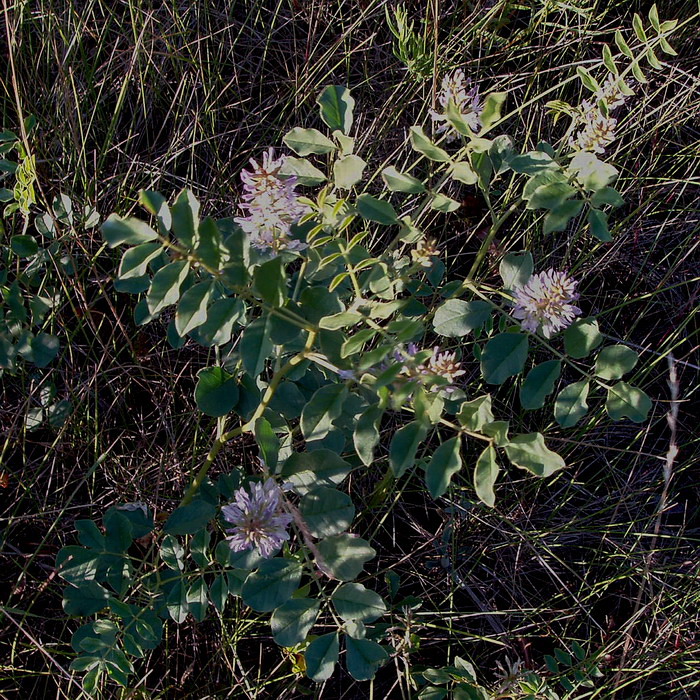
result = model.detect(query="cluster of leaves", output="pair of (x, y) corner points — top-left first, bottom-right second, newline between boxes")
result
(385, 4), (433, 81)
(54, 7), (682, 686)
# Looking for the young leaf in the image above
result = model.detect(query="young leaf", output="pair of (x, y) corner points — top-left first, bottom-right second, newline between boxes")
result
(425, 436), (462, 499)
(333, 154), (366, 189)
(474, 445), (499, 508)
(450, 160), (478, 185)
(409, 126), (450, 162)
(317, 85), (355, 134)
(554, 380), (590, 428)
(479, 92), (507, 132)
(381, 166), (425, 193)
(429, 193), (461, 213)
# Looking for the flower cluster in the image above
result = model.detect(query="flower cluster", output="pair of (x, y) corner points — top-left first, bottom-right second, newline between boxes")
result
(235, 148), (309, 255)
(221, 478), (293, 558)
(431, 69), (483, 142)
(511, 269), (581, 338)
(411, 237), (440, 267)
(572, 74), (629, 154)
(396, 344), (465, 392)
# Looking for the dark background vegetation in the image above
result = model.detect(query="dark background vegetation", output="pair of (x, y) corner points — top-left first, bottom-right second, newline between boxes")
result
(1, 0), (698, 697)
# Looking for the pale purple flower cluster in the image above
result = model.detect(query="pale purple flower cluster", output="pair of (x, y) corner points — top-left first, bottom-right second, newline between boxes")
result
(572, 74), (629, 154)
(221, 478), (293, 558)
(431, 69), (483, 142)
(395, 344), (465, 392)
(235, 148), (309, 255)
(512, 269), (581, 338)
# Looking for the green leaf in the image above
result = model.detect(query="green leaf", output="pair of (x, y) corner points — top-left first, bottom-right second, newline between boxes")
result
(615, 30), (634, 59)
(526, 182), (577, 210)
(433, 299), (491, 337)
(242, 559), (303, 612)
(305, 632), (339, 682)
(345, 636), (388, 681)
(300, 384), (348, 442)
(409, 126), (451, 162)
(570, 152), (618, 191)
(187, 578), (209, 622)
(139, 189), (171, 233)
(175, 281), (214, 335)
(509, 151), (557, 174)
(333, 154), (366, 189)
(271, 598), (320, 646)
(300, 487), (355, 538)
(504, 433), (565, 477)
(210, 574), (229, 612)
(31, 333), (60, 367)
(254, 257), (287, 307)
(283, 449), (351, 495)
(457, 395), (494, 431)
(317, 534), (375, 581)
(588, 208), (611, 241)
(474, 445), (499, 508)
(240, 316), (273, 377)
(430, 193), (460, 212)
(519, 360), (561, 410)
(554, 380), (590, 428)
(194, 366), (239, 417)
(102, 214), (158, 248)
(341, 328), (377, 358)
(479, 92), (507, 132)
(381, 166), (425, 193)
(195, 216), (224, 270)
(353, 404), (383, 466)
(63, 581), (110, 616)
(450, 161), (478, 185)
(56, 546), (100, 584)
(356, 194), (398, 225)
(543, 199), (584, 234)
(171, 189), (200, 249)
(10, 234), (39, 257)
(283, 127), (336, 156)
(425, 436), (462, 499)
(75, 520), (105, 550)
(195, 297), (245, 347)
(255, 417), (279, 470)
(166, 578), (189, 623)
(146, 260), (190, 315)
(594, 345), (638, 380)
(117, 242), (162, 280)
(576, 66), (600, 93)
(317, 85), (355, 134)
(279, 157), (327, 186)
(564, 317), (603, 358)
(606, 382), (651, 422)
(390, 420), (429, 478)
(331, 583), (386, 622)
(164, 500), (215, 536)
(499, 252), (533, 290)
(481, 333), (529, 385)
(591, 187), (624, 208)
(632, 13), (647, 41)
